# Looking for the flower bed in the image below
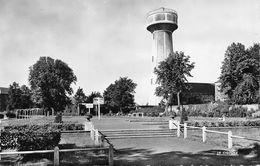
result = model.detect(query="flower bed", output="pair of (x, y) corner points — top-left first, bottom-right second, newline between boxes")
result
(187, 119), (260, 127)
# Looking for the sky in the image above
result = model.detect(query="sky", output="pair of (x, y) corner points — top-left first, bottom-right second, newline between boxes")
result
(0, 0), (259, 105)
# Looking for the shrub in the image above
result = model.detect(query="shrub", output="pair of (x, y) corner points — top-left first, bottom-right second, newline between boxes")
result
(208, 102), (229, 117)
(135, 106), (164, 117)
(210, 122), (216, 127)
(228, 106), (247, 117)
(202, 121), (209, 127)
(194, 121), (200, 127)
(217, 122), (224, 127)
(0, 113), (4, 119)
(6, 112), (16, 118)
(54, 112), (62, 123)
(180, 108), (188, 123)
(58, 123), (84, 131)
(1, 124), (61, 151)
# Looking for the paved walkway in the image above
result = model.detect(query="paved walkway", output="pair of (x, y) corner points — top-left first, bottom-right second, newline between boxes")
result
(92, 117), (260, 165)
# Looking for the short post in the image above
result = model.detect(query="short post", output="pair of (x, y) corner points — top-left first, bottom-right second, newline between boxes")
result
(100, 135), (104, 147)
(52, 108), (54, 116)
(90, 128), (94, 140)
(54, 146), (59, 166)
(184, 123), (187, 139)
(95, 129), (99, 145)
(202, 126), (206, 143)
(108, 144), (114, 166)
(177, 121), (180, 137)
(84, 121), (87, 131)
(228, 131), (232, 149)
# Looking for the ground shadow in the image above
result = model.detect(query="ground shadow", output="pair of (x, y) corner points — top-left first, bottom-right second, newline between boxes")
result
(114, 147), (260, 166)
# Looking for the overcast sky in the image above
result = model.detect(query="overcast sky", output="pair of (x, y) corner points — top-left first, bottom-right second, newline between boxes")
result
(0, 0), (259, 104)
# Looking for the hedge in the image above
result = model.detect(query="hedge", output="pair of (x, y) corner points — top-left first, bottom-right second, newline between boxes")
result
(186, 119), (260, 128)
(6, 112), (16, 118)
(4, 121), (84, 131)
(1, 124), (61, 151)
(186, 103), (257, 118)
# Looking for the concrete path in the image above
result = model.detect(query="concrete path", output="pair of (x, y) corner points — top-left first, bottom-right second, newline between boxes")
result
(92, 117), (260, 165)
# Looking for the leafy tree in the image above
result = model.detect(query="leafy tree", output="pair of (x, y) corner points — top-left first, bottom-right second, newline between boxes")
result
(29, 57), (77, 113)
(85, 92), (102, 115)
(86, 92), (102, 103)
(7, 82), (32, 110)
(219, 43), (260, 104)
(73, 87), (88, 115)
(154, 52), (195, 107)
(20, 85), (33, 108)
(103, 77), (137, 113)
(74, 87), (87, 106)
(219, 43), (246, 100)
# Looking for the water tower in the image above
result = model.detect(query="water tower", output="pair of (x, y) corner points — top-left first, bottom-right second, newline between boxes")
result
(146, 7), (178, 105)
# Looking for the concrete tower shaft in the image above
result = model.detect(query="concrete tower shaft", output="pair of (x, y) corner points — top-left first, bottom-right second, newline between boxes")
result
(146, 7), (178, 106)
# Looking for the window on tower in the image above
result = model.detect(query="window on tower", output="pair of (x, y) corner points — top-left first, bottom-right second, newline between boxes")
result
(152, 56), (154, 62)
(155, 14), (165, 21)
(147, 16), (153, 23)
(151, 78), (153, 85)
(167, 14), (174, 22)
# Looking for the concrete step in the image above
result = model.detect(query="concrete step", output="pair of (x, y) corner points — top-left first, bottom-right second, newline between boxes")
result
(100, 129), (176, 139)
(101, 129), (172, 132)
(106, 134), (175, 139)
(104, 132), (175, 137)
(102, 131), (174, 135)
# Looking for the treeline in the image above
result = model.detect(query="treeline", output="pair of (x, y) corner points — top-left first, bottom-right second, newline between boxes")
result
(3, 56), (137, 115)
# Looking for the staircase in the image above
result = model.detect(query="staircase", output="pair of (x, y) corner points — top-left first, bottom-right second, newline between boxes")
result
(100, 129), (176, 139)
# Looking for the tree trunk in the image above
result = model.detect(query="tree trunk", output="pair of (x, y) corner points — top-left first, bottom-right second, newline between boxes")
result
(177, 92), (181, 108)
(177, 91), (184, 123)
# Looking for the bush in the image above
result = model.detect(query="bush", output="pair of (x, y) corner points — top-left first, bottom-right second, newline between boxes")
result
(54, 112), (62, 123)
(1, 124), (61, 151)
(217, 122), (224, 127)
(6, 112), (16, 118)
(59, 123), (84, 130)
(180, 108), (188, 122)
(135, 106), (164, 117)
(228, 106), (247, 117)
(187, 119), (260, 128)
(0, 113), (4, 119)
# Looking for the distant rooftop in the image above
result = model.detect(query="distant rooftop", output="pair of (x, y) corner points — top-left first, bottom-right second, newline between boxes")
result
(185, 83), (215, 95)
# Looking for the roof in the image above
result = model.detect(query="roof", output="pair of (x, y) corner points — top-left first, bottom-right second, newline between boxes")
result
(147, 7), (177, 16)
(0, 87), (9, 94)
(184, 83), (215, 95)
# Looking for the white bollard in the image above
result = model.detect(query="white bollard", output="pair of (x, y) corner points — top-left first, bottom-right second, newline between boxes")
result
(228, 131), (233, 149)
(202, 126), (206, 143)
(84, 121), (93, 131)
(169, 120), (178, 130)
(177, 121), (180, 137)
(184, 123), (187, 139)
(95, 129), (99, 145)
(90, 129), (94, 140)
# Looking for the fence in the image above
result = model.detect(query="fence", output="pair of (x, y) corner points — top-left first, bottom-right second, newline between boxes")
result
(171, 120), (260, 149)
(0, 145), (113, 166)
(0, 120), (114, 166)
